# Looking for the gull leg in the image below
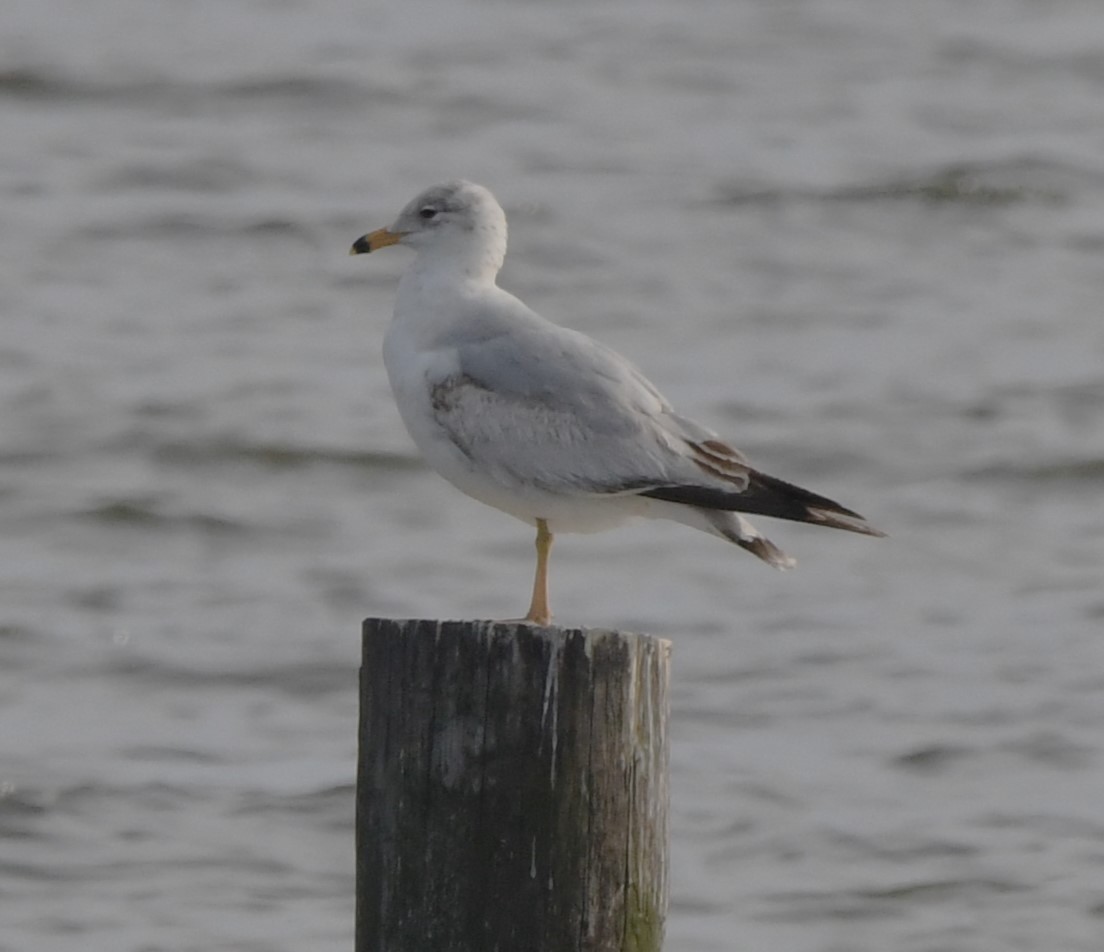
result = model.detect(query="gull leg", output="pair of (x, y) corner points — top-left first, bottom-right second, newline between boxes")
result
(523, 518), (554, 625)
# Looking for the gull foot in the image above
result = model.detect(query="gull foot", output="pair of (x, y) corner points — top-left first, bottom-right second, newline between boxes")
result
(493, 615), (553, 627)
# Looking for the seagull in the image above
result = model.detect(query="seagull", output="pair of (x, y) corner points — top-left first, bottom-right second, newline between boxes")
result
(350, 181), (883, 625)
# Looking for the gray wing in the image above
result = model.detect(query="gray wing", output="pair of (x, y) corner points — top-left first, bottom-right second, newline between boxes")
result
(429, 321), (752, 496)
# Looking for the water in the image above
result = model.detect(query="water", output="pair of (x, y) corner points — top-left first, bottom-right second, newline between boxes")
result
(3, 1), (1104, 949)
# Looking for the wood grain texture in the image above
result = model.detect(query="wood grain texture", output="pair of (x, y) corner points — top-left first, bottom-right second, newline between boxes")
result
(356, 618), (670, 952)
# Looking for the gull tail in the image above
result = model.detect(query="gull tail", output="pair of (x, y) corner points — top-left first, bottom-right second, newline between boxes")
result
(703, 511), (798, 570)
(649, 503), (798, 570)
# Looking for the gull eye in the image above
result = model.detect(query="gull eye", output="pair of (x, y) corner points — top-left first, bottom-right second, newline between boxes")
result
(418, 207), (438, 220)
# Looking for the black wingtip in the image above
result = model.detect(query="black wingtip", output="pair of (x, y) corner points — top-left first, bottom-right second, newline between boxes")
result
(640, 469), (884, 537)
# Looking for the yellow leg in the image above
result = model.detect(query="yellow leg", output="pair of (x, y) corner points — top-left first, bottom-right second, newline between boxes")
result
(523, 519), (554, 625)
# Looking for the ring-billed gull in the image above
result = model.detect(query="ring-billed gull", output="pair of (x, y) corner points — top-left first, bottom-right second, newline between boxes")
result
(350, 181), (883, 625)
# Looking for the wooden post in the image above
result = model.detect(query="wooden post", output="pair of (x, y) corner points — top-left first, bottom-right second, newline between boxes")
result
(356, 618), (670, 952)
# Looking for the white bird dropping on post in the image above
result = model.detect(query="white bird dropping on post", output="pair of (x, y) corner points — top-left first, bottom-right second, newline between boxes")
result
(350, 180), (884, 624)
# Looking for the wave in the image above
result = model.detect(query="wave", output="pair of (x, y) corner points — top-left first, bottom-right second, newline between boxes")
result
(711, 157), (1100, 208)
(0, 66), (388, 109)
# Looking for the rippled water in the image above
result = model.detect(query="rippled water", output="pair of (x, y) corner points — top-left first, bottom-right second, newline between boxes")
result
(3, 1), (1104, 950)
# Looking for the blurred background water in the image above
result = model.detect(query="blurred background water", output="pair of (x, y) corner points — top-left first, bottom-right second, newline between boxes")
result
(2, 1), (1104, 949)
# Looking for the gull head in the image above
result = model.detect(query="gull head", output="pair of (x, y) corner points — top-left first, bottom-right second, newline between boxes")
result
(350, 180), (508, 278)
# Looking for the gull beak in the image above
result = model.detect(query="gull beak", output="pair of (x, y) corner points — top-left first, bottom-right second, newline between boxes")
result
(350, 228), (405, 255)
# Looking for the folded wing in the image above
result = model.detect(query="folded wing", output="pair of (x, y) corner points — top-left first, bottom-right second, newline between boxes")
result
(430, 317), (882, 537)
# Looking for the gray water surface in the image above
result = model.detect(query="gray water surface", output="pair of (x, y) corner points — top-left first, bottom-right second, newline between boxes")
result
(3, 2), (1104, 950)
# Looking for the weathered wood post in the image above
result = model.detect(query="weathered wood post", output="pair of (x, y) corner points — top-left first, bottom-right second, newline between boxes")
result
(356, 618), (670, 952)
